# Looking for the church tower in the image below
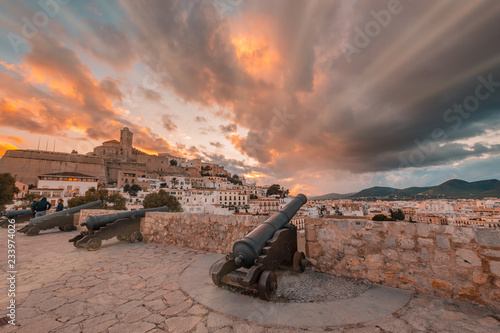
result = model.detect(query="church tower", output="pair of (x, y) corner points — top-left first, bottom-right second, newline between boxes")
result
(120, 127), (133, 149)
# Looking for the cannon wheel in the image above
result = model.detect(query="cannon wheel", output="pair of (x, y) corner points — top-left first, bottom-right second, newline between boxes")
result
(293, 251), (307, 273)
(117, 234), (128, 241)
(64, 224), (75, 232)
(129, 231), (143, 243)
(258, 270), (277, 300)
(85, 238), (102, 251)
(27, 227), (40, 236)
(59, 227), (65, 231)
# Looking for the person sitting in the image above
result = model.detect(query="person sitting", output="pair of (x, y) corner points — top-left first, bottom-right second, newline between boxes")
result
(34, 197), (51, 217)
(56, 199), (64, 212)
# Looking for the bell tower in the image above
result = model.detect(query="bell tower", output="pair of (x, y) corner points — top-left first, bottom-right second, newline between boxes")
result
(120, 127), (133, 149)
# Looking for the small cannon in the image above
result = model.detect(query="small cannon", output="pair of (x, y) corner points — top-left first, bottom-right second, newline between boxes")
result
(19, 200), (102, 236)
(69, 206), (169, 251)
(0, 209), (32, 228)
(209, 194), (308, 300)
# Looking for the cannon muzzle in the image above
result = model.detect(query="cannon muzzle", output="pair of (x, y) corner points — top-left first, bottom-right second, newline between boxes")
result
(232, 194), (307, 268)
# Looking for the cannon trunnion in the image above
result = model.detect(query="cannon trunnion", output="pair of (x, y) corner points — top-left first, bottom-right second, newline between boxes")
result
(18, 201), (102, 236)
(209, 194), (307, 300)
(69, 206), (168, 251)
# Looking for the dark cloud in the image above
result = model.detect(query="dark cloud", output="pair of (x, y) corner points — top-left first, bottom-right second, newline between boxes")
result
(162, 114), (178, 132)
(195, 116), (207, 122)
(209, 141), (224, 149)
(138, 86), (163, 102)
(219, 123), (237, 134)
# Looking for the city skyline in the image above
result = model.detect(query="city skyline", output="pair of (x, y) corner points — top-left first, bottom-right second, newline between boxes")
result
(1, 0), (500, 196)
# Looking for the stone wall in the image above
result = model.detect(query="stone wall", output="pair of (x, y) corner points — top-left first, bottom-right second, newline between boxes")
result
(305, 218), (500, 305)
(143, 212), (267, 254)
(0, 149), (106, 185)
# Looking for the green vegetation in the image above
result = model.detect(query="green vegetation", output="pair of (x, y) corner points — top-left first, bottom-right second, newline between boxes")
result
(266, 184), (289, 197)
(169, 160), (178, 166)
(68, 187), (126, 210)
(123, 184), (141, 196)
(143, 189), (183, 212)
(0, 173), (19, 212)
(390, 209), (405, 221)
(372, 214), (392, 221)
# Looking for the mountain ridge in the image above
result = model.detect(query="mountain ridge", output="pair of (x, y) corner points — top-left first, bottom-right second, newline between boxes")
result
(311, 179), (500, 200)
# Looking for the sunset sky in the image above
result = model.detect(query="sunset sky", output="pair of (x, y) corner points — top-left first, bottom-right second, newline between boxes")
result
(1, 0), (500, 196)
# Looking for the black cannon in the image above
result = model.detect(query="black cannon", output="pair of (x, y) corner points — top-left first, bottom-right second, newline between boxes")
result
(19, 200), (102, 236)
(69, 206), (169, 251)
(0, 209), (32, 228)
(209, 194), (308, 300)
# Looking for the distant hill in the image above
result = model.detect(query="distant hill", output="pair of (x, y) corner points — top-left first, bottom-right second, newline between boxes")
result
(312, 179), (500, 200)
(420, 179), (500, 198)
(310, 192), (354, 201)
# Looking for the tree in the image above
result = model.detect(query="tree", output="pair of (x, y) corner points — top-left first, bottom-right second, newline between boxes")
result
(170, 177), (179, 188)
(0, 173), (19, 212)
(123, 184), (131, 192)
(21, 193), (41, 204)
(170, 160), (178, 166)
(390, 209), (405, 221)
(123, 184), (141, 196)
(250, 194), (258, 199)
(143, 190), (183, 212)
(373, 214), (391, 221)
(266, 184), (282, 196)
(68, 187), (126, 210)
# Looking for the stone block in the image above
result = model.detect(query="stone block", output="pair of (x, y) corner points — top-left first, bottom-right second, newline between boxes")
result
(436, 235), (450, 249)
(417, 238), (433, 247)
(475, 229), (500, 247)
(305, 228), (317, 241)
(490, 261), (500, 278)
(481, 249), (500, 258)
(306, 242), (323, 257)
(386, 261), (402, 272)
(401, 253), (418, 262)
(382, 249), (399, 260)
(456, 249), (481, 267)
(472, 271), (488, 284)
(317, 228), (335, 241)
(416, 224), (430, 237)
(399, 239), (415, 249)
(344, 245), (357, 255)
(430, 279), (453, 291)
(334, 220), (350, 231)
(403, 224), (416, 237)
(385, 237), (397, 248)
(366, 254), (384, 270)
(452, 228), (474, 244)
(352, 220), (367, 231)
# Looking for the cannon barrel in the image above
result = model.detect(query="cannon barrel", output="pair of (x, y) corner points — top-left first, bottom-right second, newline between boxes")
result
(232, 194), (307, 268)
(82, 206), (169, 231)
(4, 209), (32, 218)
(29, 200), (102, 225)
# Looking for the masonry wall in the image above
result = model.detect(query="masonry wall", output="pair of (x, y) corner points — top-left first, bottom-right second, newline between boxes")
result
(0, 150), (106, 185)
(142, 213), (500, 306)
(143, 212), (267, 254)
(305, 218), (500, 305)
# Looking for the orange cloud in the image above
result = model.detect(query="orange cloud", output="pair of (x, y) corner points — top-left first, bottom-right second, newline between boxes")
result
(231, 36), (279, 76)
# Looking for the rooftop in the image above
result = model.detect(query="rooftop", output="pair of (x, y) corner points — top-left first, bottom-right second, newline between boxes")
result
(38, 172), (98, 178)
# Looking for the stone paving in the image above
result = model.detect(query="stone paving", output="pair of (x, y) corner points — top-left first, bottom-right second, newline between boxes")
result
(1, 228), (499, 332)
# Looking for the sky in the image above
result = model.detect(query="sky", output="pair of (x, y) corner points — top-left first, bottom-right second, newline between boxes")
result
(0, 0), (500, 196)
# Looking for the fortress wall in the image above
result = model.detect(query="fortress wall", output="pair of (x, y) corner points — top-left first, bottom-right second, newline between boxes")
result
(0, 150), (106, 185)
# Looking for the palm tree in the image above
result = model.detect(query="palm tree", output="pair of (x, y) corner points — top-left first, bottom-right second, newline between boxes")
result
(170, 177), (179, 188)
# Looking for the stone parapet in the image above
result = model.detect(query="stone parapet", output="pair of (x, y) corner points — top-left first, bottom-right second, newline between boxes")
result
(305, 219), (500, 305)
(143, 212), (267, 254)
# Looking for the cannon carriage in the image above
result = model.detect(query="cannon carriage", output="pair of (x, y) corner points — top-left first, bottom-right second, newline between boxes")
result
(209, 194), (308, 300)
(18, 200), (102, 236)
(69, 206), (169, 251)
(0, 209), (32, 228)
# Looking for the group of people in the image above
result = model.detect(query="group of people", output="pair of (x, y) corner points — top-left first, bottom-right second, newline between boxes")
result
(30, 197), (64, 217)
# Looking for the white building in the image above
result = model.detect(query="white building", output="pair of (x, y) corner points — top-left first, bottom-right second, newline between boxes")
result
(31, 172), (99, 206)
